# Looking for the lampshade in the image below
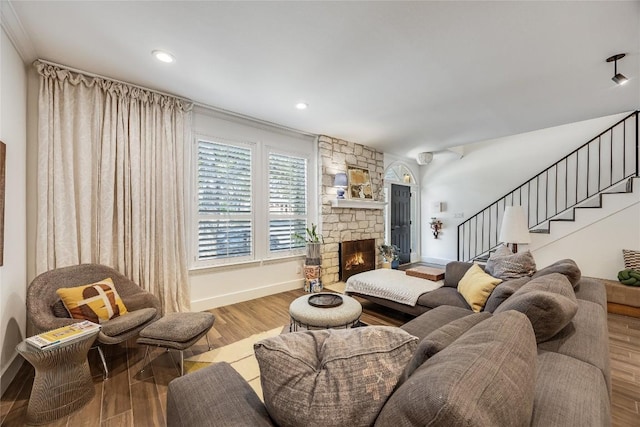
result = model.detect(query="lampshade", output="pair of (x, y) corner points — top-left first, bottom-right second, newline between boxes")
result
(499, 206), (531, 245)
(334, 173), (347, 187)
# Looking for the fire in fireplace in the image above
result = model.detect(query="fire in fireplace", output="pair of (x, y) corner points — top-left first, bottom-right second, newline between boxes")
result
(339, 238), (376, 281)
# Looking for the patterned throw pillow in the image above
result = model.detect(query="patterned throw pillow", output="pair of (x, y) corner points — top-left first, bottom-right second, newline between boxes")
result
(254, 327), (418, 427)
(485, 244), (536, 280)
(56, 278), (128, 323)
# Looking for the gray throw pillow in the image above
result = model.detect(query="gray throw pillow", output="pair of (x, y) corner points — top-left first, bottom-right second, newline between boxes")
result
(495, 273), (578, 343)
(401, 312), (492, 381)
(485, 245), (536, 280)
(255, 327), (418, 427)
(531, 259), (581, 288)
(483, 276), (531, 313)
(375, 311), (537, 427)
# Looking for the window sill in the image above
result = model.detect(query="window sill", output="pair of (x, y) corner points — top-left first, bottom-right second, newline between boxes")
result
(189, 254), (305, 275)
(330, 199), (387, 209)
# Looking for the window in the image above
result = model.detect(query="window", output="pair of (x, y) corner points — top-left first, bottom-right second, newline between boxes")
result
(194, 138), (313, 267)
(268, 152), (307, 253)
(197, 140), (253, 262)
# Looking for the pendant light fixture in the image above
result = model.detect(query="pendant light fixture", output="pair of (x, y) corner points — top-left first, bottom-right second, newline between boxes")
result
(606, 53), (628, 85)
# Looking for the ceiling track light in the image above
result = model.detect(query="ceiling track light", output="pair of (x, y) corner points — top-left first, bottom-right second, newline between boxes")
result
(606, 53), (628, 85)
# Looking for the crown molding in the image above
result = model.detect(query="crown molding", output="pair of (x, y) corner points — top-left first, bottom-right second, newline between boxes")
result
(1, 0), (37, 62)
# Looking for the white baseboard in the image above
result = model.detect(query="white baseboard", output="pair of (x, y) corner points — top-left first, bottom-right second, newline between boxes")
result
(1, 353), (24, 396)
(190, 279), (304, 312)
(420, 256), (454, 266)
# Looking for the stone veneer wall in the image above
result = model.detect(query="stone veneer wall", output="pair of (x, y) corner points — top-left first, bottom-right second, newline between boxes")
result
(318, 135), (385, 285)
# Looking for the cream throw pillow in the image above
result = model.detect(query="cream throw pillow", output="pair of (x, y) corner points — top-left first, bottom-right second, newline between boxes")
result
(457, 264), (502, 312)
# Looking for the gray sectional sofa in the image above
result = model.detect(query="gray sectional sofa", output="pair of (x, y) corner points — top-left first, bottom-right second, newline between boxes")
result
(166, 260), (610, 426)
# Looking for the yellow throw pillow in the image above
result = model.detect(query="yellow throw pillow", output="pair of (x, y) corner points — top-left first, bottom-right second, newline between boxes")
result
(457, 264), (503, 312)
(56, 278), (128, 323)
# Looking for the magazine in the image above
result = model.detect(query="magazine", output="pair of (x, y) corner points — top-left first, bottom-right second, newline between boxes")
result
(26, 320), (101, 349)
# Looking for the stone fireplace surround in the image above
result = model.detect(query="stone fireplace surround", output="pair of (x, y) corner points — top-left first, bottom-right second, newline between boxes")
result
(318, 135), (385, 286)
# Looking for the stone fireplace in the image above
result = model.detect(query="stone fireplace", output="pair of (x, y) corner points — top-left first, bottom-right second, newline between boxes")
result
(339, 238), (376, 281)
(318, 135), (385, 285)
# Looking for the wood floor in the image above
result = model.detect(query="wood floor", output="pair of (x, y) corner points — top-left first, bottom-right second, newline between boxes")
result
(1, 289), (639, 426)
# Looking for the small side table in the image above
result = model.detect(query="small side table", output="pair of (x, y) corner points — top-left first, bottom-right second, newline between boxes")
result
(289, 293), (362, 331)
(16, 330), (98, 425)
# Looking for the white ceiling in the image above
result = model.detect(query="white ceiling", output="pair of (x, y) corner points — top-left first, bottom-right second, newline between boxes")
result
(6, 1), (640, 158)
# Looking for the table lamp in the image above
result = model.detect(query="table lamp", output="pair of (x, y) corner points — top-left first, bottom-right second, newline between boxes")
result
(499, 205), (530, 253)
(334, 173), (347, 199)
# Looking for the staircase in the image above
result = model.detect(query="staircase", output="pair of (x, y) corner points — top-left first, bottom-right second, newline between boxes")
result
(457, 111), (639, 262)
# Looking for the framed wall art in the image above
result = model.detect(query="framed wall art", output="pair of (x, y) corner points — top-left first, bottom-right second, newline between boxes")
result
(347, 164), (373, 199)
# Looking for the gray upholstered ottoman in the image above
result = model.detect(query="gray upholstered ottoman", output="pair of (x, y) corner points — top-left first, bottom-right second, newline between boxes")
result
(137, 312), (215, 375)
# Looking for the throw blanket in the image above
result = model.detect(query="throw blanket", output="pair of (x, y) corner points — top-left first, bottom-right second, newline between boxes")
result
(345, 269), (444, 306)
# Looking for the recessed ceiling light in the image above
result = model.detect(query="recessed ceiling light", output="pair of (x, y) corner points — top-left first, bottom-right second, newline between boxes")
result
(152, 50), (175, 63)
(295, 102), (308, 110)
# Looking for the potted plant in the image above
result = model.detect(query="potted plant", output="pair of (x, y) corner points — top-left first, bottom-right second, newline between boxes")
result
(378, 244), (400, 269)
(293, 223), (324, 265)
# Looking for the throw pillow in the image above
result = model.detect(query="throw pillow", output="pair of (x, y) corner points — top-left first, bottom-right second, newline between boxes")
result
(56, 278), (128, 323)
(457, 263), (503, 312)
(531, 259), (581, 287)
(483, 276), (531, 313)
(485, 244), (537, 280)
(494, 273), (578, 343)
(375, 311), (537, 427)
(254, 326), (418, 427)
(623, 249), (640, 271)
(401, 312), (492, 381)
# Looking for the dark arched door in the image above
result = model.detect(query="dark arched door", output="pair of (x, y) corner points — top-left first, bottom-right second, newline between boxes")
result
(391, 184), (411, 264)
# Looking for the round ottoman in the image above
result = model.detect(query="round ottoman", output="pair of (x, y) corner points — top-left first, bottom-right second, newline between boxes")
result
(289, 293), (362, 331)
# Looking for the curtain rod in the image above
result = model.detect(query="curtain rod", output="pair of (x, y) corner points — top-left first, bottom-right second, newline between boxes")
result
(36, 58), (190, 102)
(37, 58), (318, 138)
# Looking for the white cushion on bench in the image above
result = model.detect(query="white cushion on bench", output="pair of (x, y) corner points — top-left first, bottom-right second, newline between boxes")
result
(346, 269), (443, 306)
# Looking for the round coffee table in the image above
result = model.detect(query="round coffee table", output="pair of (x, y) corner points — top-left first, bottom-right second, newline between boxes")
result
(289, 293), (362, 331)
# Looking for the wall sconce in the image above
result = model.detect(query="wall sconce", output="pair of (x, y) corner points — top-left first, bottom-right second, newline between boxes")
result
(429, 217), (443, 239)
(607, 53), (628, 85)
(334, 172), (347, 199)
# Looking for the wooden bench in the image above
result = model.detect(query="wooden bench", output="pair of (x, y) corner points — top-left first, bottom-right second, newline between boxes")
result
(602, 278), (640, 318)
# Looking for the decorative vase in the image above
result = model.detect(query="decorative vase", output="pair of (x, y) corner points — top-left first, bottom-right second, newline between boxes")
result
(382, 261), (391, 269)
(306, 242), (322, 266)
(391, 260), (400, 269)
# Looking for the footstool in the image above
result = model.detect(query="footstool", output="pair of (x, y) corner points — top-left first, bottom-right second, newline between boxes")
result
(289, 293), (362, 331)
(137, 312), (215, 375)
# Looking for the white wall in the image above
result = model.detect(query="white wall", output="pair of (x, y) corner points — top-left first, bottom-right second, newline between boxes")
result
(0, 27), (27, 395)
(420, 111), (634, 267)
(188, 107), (317, 311)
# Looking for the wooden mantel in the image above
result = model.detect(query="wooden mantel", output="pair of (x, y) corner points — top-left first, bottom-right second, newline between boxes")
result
(330, 199), (387, 210)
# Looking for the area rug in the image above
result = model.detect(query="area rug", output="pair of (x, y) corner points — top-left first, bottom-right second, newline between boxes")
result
(183, 327), (282, 400)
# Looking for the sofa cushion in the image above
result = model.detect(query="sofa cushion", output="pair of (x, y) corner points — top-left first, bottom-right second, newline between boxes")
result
(375, 311), (537, 427)
(538, 299), (610, 395)
(574, 278), (607, 310)
(402, 312), (492, 380)
(457, 264), (503, 312)
(444, 261), (475, 287)
(531, 259), (581, 287)
(254, 327), (417, 427)
(531, 352), (610, 427)
(416, 286), (470, 310)
(495, 273), (578, 343)
(485, 245), (537, 280)
(401, 305), (474, 340)
(483, 276), (530, 313)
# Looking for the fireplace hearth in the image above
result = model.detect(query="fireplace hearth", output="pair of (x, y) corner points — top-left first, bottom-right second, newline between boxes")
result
(339, 238), (376, 281)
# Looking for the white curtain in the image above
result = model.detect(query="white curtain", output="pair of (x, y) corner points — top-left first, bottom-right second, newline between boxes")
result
(35, 60), (191, 313)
